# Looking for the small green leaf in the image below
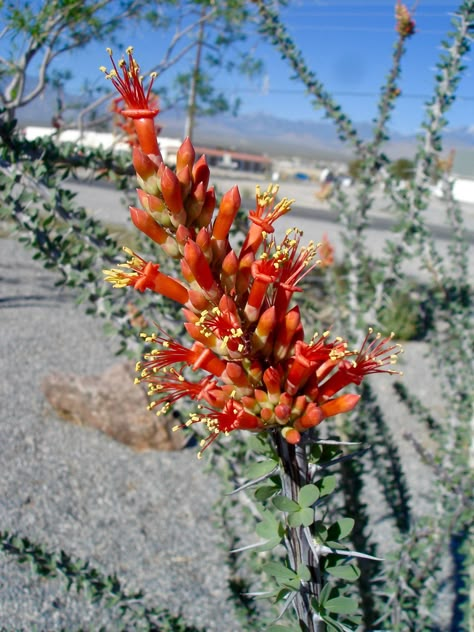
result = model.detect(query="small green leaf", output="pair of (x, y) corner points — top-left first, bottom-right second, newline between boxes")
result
(318, 582), (332, 604)
(300, 507), (315, 527)
(328, 517), (355, 540)
(297, 564), (311, 582)
(254, 485), (278, 501)
(288, 511), (304, 528)
(326, 563), (360, 582)
(317, 474), (336, 497)
(310, 444), (323, 461)
(247, 459), (277, 479)
(324, 596), (359, 615)
(255, 510), (280, 540)
(313, 520), (328, 542)
(263, 561), (298, 582)
(273, 495), (300, 513)
(298, 484), (320, 507)
(246, 434), (270, 454)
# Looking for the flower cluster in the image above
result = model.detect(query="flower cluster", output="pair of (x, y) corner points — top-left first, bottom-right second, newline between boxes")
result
(102, 49), (402, 456)
(395, 1), (416, 38)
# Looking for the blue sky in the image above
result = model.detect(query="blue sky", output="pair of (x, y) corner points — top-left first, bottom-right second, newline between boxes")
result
(12, 1), (474, 135)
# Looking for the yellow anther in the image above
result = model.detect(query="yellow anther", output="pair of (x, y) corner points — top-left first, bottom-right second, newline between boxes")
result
(126, 46), (134, 54)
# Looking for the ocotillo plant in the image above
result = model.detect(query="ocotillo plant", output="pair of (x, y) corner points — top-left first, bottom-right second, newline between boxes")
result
(101, 47), (402, 631)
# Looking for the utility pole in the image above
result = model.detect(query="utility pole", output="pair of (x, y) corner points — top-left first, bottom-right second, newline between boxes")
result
(184, 6), (206, 142)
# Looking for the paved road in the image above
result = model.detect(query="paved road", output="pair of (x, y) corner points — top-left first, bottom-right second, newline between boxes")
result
(66, 173), (474, 278)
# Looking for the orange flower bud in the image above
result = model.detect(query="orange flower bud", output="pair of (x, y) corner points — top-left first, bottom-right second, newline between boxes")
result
(186, 181), (206, 223)
(196, 188), (216, 228)
(175, 224), (192, 249)
(263, 367), (282, 399)
(184, 240), (216, 293)
(192, 155), (210, 190)
(161, 166), (184, 216)
(274, 307), (302, 361)
(196, 227), (212, 261)
(221, 250), (239, 292)
(176, 137), (196, 172)
(224, 362), (249, 388)
(298, 403), (324, 429)
(136, 189), (166, 216)
(282, 427), (301, 445)
(212, 186), (241, 241)
(252, 306), (276, 350)
(260, 407), (274, 423)
(275, 404), (291, 423)
(129, 206), (167, 245)
(133, 146), (157, 180)
(177, 165), (192, 198)
(320, 393), (361, 418)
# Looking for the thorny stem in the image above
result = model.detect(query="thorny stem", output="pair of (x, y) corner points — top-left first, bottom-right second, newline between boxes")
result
(338, 29), (408, 335)
(273, 432), (325, 632)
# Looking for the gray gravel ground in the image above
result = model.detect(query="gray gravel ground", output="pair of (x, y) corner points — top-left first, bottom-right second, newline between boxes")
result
(1, 175), (470, 630)
(0, 238), (240, 631)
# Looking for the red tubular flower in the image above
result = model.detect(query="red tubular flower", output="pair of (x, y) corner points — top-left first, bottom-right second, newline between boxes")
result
(240, 185), (294, 259)
(274, 232), (319, 314)
(146, 371), (216, 415)
(103, 248), (188, 303)
(244, 258), (280, 322)
(101, 47), (161, 158)
(318, 330), (402, 399)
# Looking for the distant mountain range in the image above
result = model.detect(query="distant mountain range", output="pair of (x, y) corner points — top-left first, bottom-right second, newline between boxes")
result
(13, 80), (474, 165)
